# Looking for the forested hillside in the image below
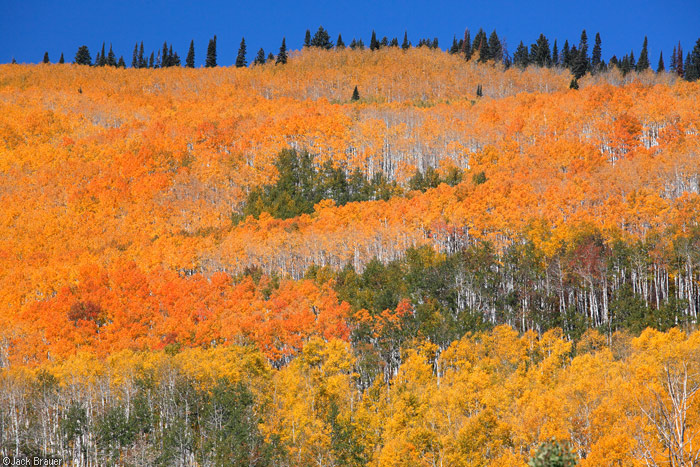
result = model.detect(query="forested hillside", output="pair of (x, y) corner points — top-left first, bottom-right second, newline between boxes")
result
(2, 42), (700, 465)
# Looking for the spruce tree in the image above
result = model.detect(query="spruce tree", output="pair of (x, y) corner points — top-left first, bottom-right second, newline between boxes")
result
(569, 78), (579, 89)
(235, 37), (247, 67)
(687, 39), (700, 82)
(149, 51), (154, 68)
(488, 30), (502, 63)
(684, 52), (696, 81)
(336, 34), (345, 48)
(476, 84), (483, 97)
(532, 34), (551, 67)
(351, 86), (360, 101)
(43, 52), (49, 63)
(311, 26), (333, 49)
(671, 45), (678, 72)
(171, 48), (180, 66)
(267, 52), (275, 62)
(107, 44), (116, 67)
(513, 41), (529, 68)
(431, 38), (438, 49)
(138, 42), (145, 68)
(370, 30), (379, 50)
(390, 37), (399, 47)
(74, 45), (92, 65)
(401, 31), (409, 50)
(629, 50), (636, 70)
(572, 30), (589, 78)
(117, 56), (126, 68)
(98, 42), (107, 66)
(621, 55), (631, 75)
(132, 43), (139, 68)
(591, 32), (602, 71)
(609, 55), (619, 69)
(472, 29), (490, 62)
(276, 38), (288, 64)
(636, 36), (650, 71)
(155, 50), (161, 68)
(304, 29), (311, 48)
(463, 29), (471, 60)
(676, 42), (684, 77)
(382, 36), (390, 47)
(162, 42), (169, 67)
(205, 35), (217, 67)
(11, 58), (16, 64)
(59, 53), (64, 64)
(562, 40), (571, 68)
(254, 48), (266, 65)
(186, 40), (195, 68)
(552, 39), (559, 66)
(450, 36), (459, 54)
(657, 51), (665, 72)
(94, 50), (101, 67)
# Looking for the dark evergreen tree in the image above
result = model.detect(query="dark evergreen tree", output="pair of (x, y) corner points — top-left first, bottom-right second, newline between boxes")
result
(671, 45), (678, 72)
(117, 56), (125, 68)
(336, 34), (345, 48)
(58, 53), (64, 64)
(205, 35), (217, 67)
(431, 38), (438, 49)
(74, 45), (92, 65)
(609, 55), (619, 69)
(463, 29), (471, 60)
(687, 39), (700, 81)
(657, 51), (665, 72)
(149, 51), (154, 68)
(94, 50), (101, 67)
(11, 58), (16, 64)
(186, 40), (195, 68)
(569, 78), (579, 89)
(132, 43), (139, 68)
(551, 39), (559, 66)
(276, 38), (288, 64)
(390, 37), (399, 47)
(351, 85), (360, 101)
(311, 26), (333, 49)
(370, 30), (379, 51)
(476, 84), (483, 97)
(254, 48), (266, 65)
(304, 29), (311, 48)
(636, 36), (650, 71)
(621, 55), (632, 75)
(472, 29), (490, 62)
(572, 29), (589, 78)
(531, 34), (551, 67)
(107, 44), (116, 67)
(138, 42), (146, 68)
(402, 31), (410, 50)
(513, 41), (529, 68)
(155, 50), (161, 68)
(676, 42), (684, 77)
(684, 52), (695, 81)
(562, 40), (571, 68)
(450, 36), (459, 54)
(629, 50), (636, 70)
(161, 42), (169, 67)
(235, 37), (247, 67)
(381, 36), (389, 47)
(171, 49), (181, 67)
(267, 52), (275, 61)
(98, 42), (107, 66)
(43, 52), (49, 63)
(488, 30), (502, 63)
(591, 32), (602, 71)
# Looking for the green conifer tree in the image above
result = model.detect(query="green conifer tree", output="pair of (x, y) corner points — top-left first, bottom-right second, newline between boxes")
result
(98, 42), (107, 66)
(107, 44), (117, 67)
(74, 45), (92, 65)
(276, 38), (288, 64)
(235, 37), (247, 67)
(138, 42), (145, 68)
(657, 51), (665, 72)
(254, 48), (266, 65)
(336, 34), (345, 48)
(401, 31), (409, 50)
(636, 36), (650, 71)
(351, 86), (360, 101)
(43, 52), (49, 63)
(205, 36), (217, 67)
(513, 41), (529, 68)
(311, 26), (333, 49)
(304, 29), (311, 48)
(370, 30), (379, 50)
(591, 32), (602, 71)
(463, 29), (471, 59)
(149, 51), (154, 68)
(132, 43), (139, 68)
(186, 40), (195, 68)
(161, 42), (169, 67)
(58, 53), (64, 64)
(552, 39), (559, 66)
(117, 56), (126, 68)
(572, 30), (589, 78)
(488, 30), (502, 63)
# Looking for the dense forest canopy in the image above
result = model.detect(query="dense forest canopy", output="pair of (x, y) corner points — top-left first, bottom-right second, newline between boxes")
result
(2, 34), (700, 465)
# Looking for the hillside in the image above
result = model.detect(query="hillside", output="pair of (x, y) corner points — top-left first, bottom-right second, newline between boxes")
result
(2, 48), (700, 465)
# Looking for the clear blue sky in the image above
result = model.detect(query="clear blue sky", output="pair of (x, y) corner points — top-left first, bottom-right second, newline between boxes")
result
(1, 0), (699, 66)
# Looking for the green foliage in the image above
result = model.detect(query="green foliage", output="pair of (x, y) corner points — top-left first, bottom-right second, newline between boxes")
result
(528, 439), (577, 467)
(236, 37), (247, 68)
(237, 149), (402, 221)
(74, 45), (92, 65)
(351, 85), (360, 101)
(186, 40), (195, 68)
(276, 38), (287, 64)
(205, 35), (217, 68)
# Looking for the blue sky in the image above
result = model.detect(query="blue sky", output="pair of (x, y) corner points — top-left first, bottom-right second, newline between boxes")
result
(1, 0), (698, 66)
